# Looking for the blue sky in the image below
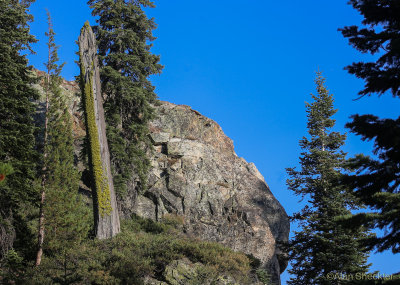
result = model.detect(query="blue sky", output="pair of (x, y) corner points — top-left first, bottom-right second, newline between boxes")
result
(27, 0), (399, 283)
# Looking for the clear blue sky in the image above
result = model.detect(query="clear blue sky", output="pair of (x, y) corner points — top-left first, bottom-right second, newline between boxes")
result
(27, 0), (399, 283)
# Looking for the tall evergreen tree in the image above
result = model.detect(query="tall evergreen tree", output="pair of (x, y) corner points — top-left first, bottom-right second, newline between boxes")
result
(0, 0), (39, 262)
(35, 10), (61, 266)
(286, 73), (370, 285)
(339, 0), (400, 253)
(35, 11), (92, 266)
(40, 36), (92, 283)
(87, 0), (163, 196)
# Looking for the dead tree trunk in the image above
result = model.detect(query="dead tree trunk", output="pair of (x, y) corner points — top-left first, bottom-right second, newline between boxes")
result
(78, 22), (120, 239)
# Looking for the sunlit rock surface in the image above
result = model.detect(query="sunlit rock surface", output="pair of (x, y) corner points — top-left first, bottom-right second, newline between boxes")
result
(121, 101), (290, 284)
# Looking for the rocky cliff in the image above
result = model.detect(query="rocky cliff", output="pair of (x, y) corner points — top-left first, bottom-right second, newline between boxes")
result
(121, 101), (290, 284)
(34, 73), (290, 284)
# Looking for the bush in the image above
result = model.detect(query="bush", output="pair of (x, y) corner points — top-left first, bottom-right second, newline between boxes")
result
(20, 215), (253, 284)
(256, 269), (271, 285)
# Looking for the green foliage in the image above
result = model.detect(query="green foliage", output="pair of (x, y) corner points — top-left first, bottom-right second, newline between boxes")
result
(256, 269), (271, 285)
(0, 163), (14, 184)
(339, 1), (400, 98)
(87, 0), (163, 196)
(24, 216), (252, 284)
(42, 11), (92, 259)
(0, 0), (39, 262)
(340, 0), (400, 254)
(0, 163), (14, 176)
(0, 249), (25, 283)
(43, 10), (65, 84)
(286, 72), (371, 285)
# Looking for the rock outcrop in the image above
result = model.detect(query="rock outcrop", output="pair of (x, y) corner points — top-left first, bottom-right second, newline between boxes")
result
(120, 101), (290, 284)
(34, 74), (290, 284)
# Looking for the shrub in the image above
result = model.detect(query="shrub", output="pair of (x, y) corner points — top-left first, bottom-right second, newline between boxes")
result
(21, 215), (253, 284)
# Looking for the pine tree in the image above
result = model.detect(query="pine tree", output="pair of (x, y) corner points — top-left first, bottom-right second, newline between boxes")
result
(41, 54), (92, 282)
(87, 0), (163, 196)
(0, 0), (39, 262)
(39, 11), (91, 259)
(286, 73), (370, 285)
(339, 0), (400, 253)
(45, 57), (91, 255)
(35, 10), (63, 266)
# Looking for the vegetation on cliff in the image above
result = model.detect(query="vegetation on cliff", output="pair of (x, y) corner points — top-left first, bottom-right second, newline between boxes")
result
(21, 215), (257, 284)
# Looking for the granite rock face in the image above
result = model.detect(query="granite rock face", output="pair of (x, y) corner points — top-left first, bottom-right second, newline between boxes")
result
(119, 101), (290, 284)
(34, 74), (290, 283)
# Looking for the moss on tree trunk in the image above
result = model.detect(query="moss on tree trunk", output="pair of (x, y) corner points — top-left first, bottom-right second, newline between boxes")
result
(78, 21), (120, 239)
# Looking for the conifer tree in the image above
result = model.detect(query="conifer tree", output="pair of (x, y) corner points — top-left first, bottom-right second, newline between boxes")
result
(0, 0), (39, 261)
(87, 0), (163, 196)
(45, 53), (91, 255)
(40, 50), (92, 283)
(35, 10), (61, 266)
(286, 73), (370, 285)
(339, 0), (400, 253)
(36, 11), (91, 265)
